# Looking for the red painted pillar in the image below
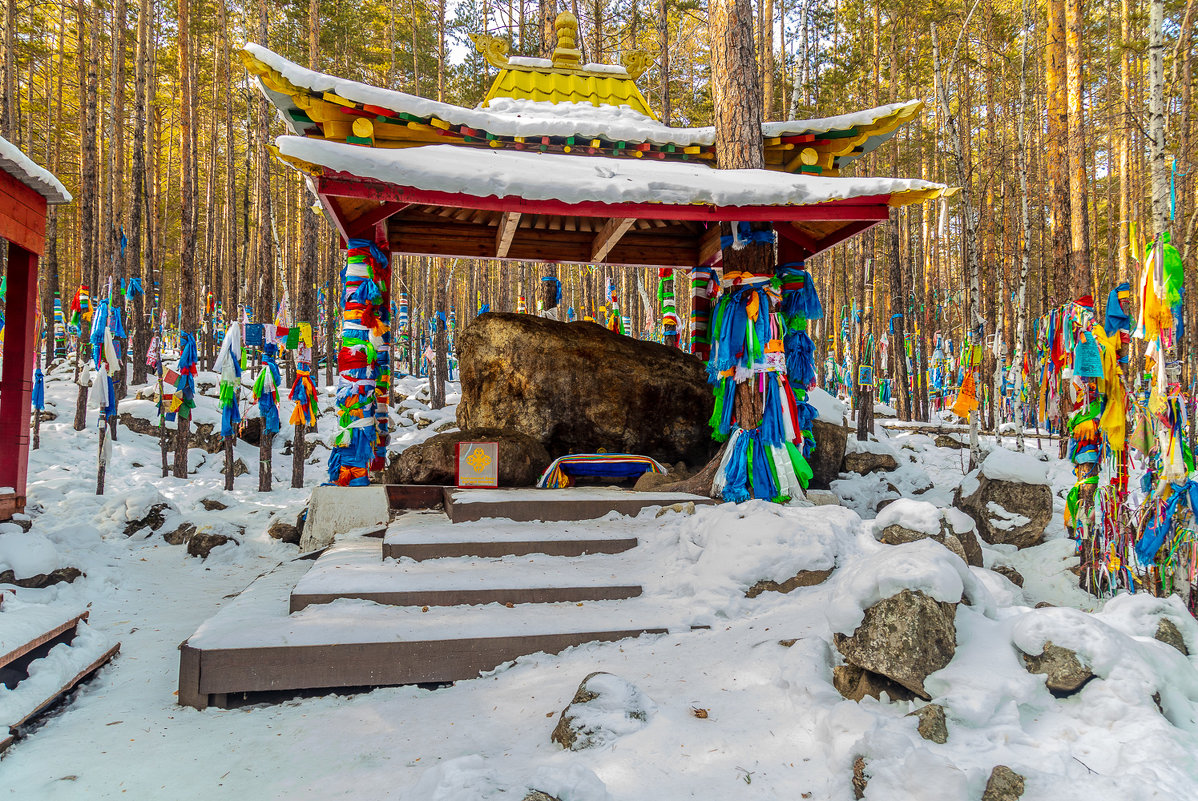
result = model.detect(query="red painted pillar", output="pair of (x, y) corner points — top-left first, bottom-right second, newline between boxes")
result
(0, 242), (38, 510)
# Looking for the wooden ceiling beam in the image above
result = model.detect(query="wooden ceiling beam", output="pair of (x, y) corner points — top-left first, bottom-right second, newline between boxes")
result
(591, 217), (635, 262)
(495, 211), (521, 258)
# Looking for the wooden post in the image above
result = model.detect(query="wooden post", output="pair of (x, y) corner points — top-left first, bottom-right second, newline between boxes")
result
(0, 244), (38, 508)
(224, 434), (235, 491)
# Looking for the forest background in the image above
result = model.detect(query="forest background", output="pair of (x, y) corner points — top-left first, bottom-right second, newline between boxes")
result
(0, 0), (1193, 427)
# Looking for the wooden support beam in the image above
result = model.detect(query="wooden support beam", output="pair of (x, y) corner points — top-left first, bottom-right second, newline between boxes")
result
(495, 211), (521, 258)
(591, 217), (635, 262)
(346, 201), (411, 238)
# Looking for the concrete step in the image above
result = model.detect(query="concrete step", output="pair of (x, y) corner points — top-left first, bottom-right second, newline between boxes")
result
(289, 539), (642, 612)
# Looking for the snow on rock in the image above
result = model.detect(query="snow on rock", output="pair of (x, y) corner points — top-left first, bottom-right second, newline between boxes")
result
(808, 386), (848, 425)
(826, 538), (994, 636)
(0, 529), (61, 580)
(551, 671), (657, 751)
(979, 447), (1049, 485)
(662, 501), (859, 606)
(986, 501), (1031, 531)
(873, 499), (943, 537)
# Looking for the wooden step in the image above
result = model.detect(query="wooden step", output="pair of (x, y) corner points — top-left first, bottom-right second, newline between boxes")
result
(4, 644), (121, 751)
(289, 539), (642, 612)
(444, 487), (715, 524)
(179, 562), (698, 710)
(382, 511), (638, 561)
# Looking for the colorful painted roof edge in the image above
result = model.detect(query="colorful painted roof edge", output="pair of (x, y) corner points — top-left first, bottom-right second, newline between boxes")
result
(242, 43), (922, 174)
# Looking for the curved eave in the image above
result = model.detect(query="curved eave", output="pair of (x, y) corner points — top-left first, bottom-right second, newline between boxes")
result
(241, 44), (923, 174)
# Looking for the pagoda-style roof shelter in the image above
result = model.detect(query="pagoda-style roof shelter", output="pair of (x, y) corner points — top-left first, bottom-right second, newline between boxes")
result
(243, 14), (940, 267)
(0, 136), (71, 521)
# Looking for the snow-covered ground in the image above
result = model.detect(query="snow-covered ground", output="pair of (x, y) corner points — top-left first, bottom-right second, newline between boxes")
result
(2, 361), (1197, 800)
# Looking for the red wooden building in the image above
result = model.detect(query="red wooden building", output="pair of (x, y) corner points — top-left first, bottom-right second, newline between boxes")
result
(0, 137), (71, 521)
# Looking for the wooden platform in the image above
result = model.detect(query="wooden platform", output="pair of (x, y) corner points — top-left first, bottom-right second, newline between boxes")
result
(443, 487), (714, 524)
(179, 499), (704, 709)
(381, 511), (639, 561)
(289, 539), (641, 612)
(1, 607), (120, 753)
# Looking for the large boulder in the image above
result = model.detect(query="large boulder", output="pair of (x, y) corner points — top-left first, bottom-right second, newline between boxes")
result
(384, 427), (551, 486)
(833, 589), (957, 700)
(456, 314), (716, 465)
(551, 672), (655, 750)
(955, 450), (1053, 549)
(809, 419), (849, 489)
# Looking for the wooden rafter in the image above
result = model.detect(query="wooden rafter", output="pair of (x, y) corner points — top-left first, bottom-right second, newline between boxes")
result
(495, 211), (521, 257)
(346, 201), (411, 238)
(591, 217), (635, 262)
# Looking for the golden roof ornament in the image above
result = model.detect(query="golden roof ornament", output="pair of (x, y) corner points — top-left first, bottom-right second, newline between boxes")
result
(551, 12), (582, 68)
(621, 51), (655, 80)
(469, 33), (511, 69)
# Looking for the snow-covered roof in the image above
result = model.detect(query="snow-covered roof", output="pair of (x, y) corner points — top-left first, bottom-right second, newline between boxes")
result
(0, 136), (71, 204)
(242, 43), (922, 165)
(276, 136), (943, 209)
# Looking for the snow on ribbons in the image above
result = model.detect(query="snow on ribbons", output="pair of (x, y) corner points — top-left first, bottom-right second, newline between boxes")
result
(705, 255), (821, 503)
(328, 238), (392, 486)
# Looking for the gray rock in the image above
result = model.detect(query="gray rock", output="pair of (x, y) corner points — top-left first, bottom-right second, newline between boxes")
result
(523, 793), (561, 801)
(654, 501), (696, 518)
(187, 527), (240, 559)
(955, 473), (1052, 549)
(384, 427), (550, 487)
(876, 523), (938, 546)
(908, 703), (948, 743)
(981, 766), (1025, 801)
(993, 565), (1025, 587)
(1155, 618), (1189, 655)
(1021, 640), (1094, 694)
(267, 517), (301, 545)
(842, 450), (899, 475)
(935, 434), (967, 450)
(123, 502), (173, 536)
(945, 516), (985, 568)
(163, 522), (195, 546)
(852, 756), (868, 800)
(199, 497), (228, 511)
(833, 663), (919, 703)
(833, 589), (958, 700)
(941, 532), (969, 564)
(219, 458), (249, 478)
(551, 672), (655, 751)
(633, 470), (672, 491)
(810, 419), (850, 489)
(9, 514), (33, 533)
(0, 566), (83, 588)
(458, 314), (717, 465)
(746, 567), (834, 598)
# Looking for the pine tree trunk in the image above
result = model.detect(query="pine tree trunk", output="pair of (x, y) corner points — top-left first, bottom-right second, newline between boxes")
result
(173, 0), (197, 478)
(931, 24), (982, 469)
(73, 0), (99, 432)
(130, 0), (151, 387)
(1014, 0), (1034, 453)
(1065, 0), (1091, 299)
(888, 211), (911, 420)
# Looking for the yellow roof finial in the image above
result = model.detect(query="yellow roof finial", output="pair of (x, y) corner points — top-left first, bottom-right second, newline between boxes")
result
(552, 11), (582, 68)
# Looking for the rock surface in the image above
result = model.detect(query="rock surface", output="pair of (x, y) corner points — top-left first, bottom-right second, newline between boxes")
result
(981, 766), (1026, 801)
(833, 663), (919, 703)
(457, 314), (716, 465)
(1021, 640), (1094, 694)
(908, 703), (949, 744)
(852, 756), (868, 800)
(551, 671), (655, 751)
(992, 565), (1026, 587)
(267, 516), (301, 545)
(1155, 618), (1189, 655)
(833, 589), (958, 700)
(842, 450), (899, 475)
(809, 419), (849, 488)
(0, 566), (83, 588)
(745, 567), (834, 598)
(163, 522), (195, 545)
(123, 502), (173, 537)
(384, 427), (550, 487)
(955, 473), (1052, 549)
